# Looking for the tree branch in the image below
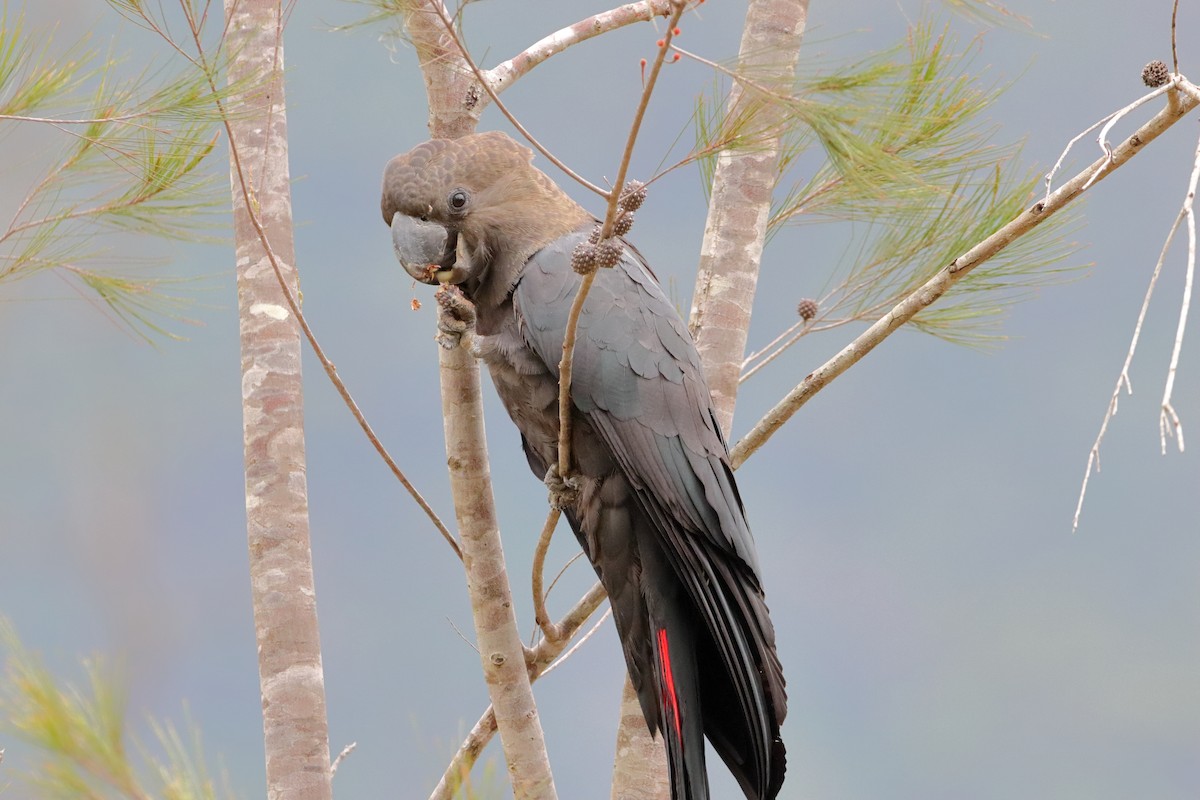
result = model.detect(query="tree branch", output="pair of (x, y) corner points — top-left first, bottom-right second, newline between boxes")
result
(1157, 127), (1200, 455)
(484, 0), (677, 94)
(531, 508), (565, 642)
(731, 77), (1200, 470)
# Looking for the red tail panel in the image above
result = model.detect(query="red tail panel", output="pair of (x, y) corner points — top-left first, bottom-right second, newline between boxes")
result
(657, 628), (683, 739)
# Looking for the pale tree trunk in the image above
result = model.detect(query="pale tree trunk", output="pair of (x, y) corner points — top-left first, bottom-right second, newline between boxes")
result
(688, 0), (811, 436)
(437, 303), (558, 799)
(611, 0), (812, 796)
(610, 679), (669, 800)
(405, 2), (557, 797)
(225, 2), (333, 799)
(404, 1), (483, 138)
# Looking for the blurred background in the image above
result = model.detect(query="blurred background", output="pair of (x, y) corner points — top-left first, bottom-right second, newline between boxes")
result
(2, 1), (1198, 798)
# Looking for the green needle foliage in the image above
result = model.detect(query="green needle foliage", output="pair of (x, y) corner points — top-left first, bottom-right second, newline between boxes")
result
(0, 5), (228, 341)
(0, 621), (235, 800)
(693, 18), (1080, 349)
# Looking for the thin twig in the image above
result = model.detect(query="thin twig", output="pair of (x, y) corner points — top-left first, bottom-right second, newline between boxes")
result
(1086, 83), (1177, 190)
(601, 1), (688, 236)
(556, 0), (687, 479)
(544, 551), (584, 600)
(1045, 82), (1175, 204)
(740, 321), (810, 382)
(540, 607), (612, 677)
(531, 507), (564, 642)
(330, 742), (357, 777)
(446, 615), (480, 653)
(1072, 214), (1180, 531)
(1075, 112), (1200, 529)
(743, 318), (806, 368)
(1172, 0), (1180, 75)
(1158, 129), (1200, 454)
(554, 269), (595, 481)
(731, 75), (1200, 470)
(672, 44), (794, 105)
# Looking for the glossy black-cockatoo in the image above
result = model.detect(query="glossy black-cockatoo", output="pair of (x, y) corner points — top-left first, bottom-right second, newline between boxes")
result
(381, 131), (786, 800)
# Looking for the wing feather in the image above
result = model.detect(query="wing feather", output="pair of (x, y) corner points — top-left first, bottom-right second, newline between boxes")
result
(514, 228), (786, 793)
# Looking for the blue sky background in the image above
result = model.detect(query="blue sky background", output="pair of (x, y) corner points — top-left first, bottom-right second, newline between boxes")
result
(2, 1), (1199, 798)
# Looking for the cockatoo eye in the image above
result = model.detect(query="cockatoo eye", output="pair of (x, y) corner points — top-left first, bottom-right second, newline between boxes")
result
(449, 189), (469, 211)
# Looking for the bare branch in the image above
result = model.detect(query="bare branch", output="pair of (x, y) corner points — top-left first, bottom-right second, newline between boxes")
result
(1073, 213), (1180, 532)
(1158, 129), (1200, 454)
(531, 508), (565, 642)
(732, 77), (1200, 470)
(330, 742), (357, 777)
(484, 0), (677, 93)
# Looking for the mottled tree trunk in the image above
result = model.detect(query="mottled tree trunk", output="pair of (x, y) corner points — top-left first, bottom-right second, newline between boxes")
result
(610, 678), (670, 800)
(688, 0), (811, 437)
(224, 2), (332, 798)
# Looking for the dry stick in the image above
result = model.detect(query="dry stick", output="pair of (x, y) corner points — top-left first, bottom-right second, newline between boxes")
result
(531, 507), (565, 642)
(1074, 213), (1182, 531)
(1172, 0), (1180, 75)
(730, 79), (1200, 471)
(1158, 128), (1200, 454)
(430, 581), (608, 800)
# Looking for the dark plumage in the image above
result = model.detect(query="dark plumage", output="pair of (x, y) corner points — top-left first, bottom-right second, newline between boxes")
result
(383, 131), (787, 800)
